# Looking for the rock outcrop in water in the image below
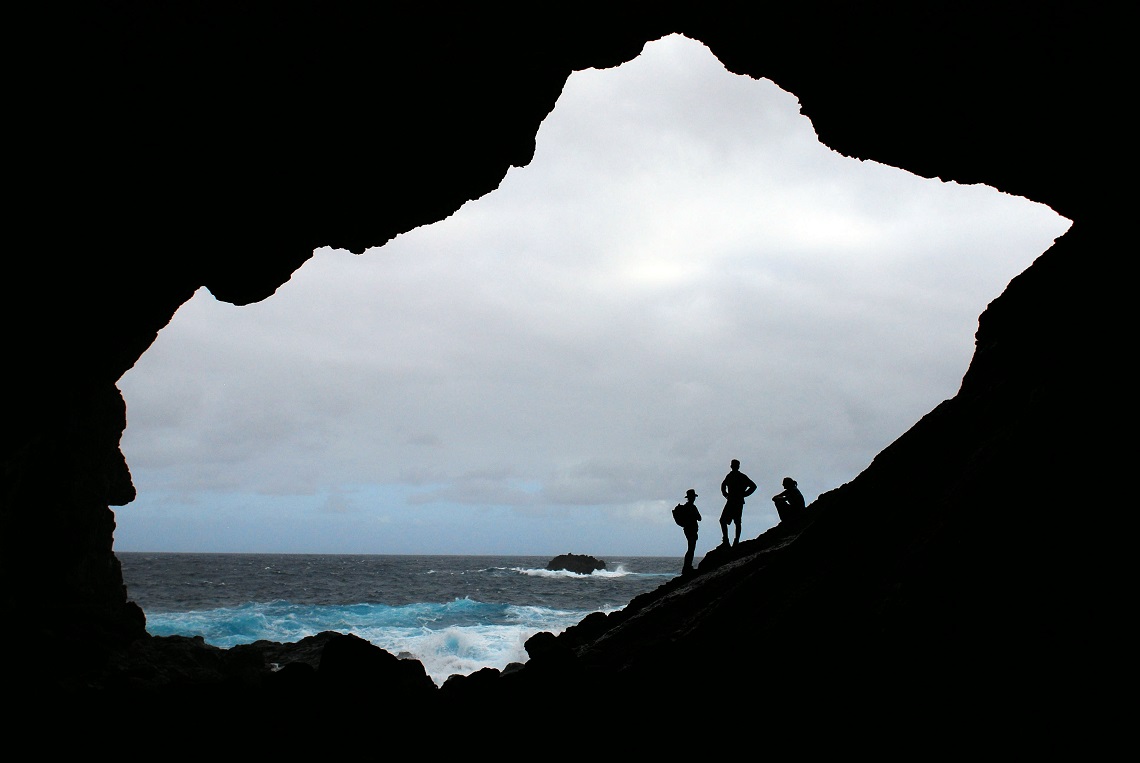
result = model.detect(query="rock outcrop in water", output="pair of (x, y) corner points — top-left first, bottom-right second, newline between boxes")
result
(3, 2), (1120, 745)
(545, 553), (606, 574)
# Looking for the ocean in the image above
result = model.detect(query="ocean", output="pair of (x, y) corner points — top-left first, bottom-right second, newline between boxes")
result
(118, 552), (683, 687)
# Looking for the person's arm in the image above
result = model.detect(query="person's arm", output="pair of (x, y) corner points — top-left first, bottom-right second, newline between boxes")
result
(744, 477), (757, 497)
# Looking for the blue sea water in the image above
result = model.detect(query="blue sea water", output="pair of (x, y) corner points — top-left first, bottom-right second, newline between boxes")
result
(118, 553), (682, 686)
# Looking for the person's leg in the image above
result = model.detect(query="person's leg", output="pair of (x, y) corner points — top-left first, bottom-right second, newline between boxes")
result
(733, 519), (741, 545)
(719, 518), (729, 545)
(773, 497), (788, 522)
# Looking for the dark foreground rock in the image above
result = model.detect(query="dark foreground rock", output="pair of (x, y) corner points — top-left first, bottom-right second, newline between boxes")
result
(545, 553), (606, 574)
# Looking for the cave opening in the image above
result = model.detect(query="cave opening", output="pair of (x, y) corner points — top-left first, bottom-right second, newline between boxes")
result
(113, 33), (1070, 561)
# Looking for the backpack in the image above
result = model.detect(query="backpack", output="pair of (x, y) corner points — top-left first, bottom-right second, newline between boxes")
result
(672, 503), (688, 527)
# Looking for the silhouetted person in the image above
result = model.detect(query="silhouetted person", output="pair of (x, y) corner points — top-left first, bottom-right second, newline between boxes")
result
(772, 476), (805, 523)
(673, 488), (702, 575)
(719, 459), (757, 547)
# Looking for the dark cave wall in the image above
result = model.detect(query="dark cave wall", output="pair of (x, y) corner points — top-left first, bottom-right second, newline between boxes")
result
(2, 2), (1117, 682)
(688, 3), (1105, 223)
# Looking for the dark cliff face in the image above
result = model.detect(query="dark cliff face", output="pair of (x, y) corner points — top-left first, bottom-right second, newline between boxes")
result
(2, 2), (1118, 731)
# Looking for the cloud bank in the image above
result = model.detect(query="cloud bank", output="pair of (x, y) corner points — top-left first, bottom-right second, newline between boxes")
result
(115, 34), (1070, 556)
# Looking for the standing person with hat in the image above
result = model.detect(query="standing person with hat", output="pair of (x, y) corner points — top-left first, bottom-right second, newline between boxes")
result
(672, 488), (702, 575)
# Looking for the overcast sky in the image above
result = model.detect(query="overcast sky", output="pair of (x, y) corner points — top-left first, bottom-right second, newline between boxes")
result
(114, 34), (1070, 558)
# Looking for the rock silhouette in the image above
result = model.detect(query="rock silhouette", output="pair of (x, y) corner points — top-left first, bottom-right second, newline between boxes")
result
(545, 553), (606, 574)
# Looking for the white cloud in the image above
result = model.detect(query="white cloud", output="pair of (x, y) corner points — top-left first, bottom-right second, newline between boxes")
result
(114, 34), (1070, 556)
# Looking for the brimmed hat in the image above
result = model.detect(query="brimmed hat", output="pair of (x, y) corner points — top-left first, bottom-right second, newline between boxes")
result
(685, 488), (698, 498)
